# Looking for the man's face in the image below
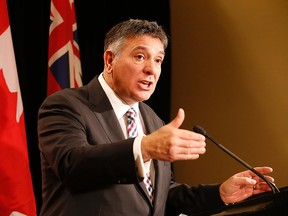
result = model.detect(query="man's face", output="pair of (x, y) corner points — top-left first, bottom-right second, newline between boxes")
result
(106, 35), (165, 105)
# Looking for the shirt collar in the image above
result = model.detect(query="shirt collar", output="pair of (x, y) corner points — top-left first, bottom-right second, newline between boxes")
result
(98, 73), (139, 119)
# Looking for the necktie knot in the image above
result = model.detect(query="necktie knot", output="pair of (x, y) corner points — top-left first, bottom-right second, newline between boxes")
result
(126, 108), (138, 138)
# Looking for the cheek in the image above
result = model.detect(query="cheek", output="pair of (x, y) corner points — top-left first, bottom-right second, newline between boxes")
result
(155, 71), (161, 82)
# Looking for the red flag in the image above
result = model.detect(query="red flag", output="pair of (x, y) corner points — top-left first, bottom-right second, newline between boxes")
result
(47, 0), (82, 95)
(0, 0), (36, 215)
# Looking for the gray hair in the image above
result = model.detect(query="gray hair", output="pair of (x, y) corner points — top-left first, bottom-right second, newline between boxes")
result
(104, 19), (169, 55)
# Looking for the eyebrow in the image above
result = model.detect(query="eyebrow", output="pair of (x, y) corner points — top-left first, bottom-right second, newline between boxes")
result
(133, 45), (165, 56)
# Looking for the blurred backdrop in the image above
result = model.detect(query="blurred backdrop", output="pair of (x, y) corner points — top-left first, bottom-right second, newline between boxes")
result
(170, 0), (288, 190)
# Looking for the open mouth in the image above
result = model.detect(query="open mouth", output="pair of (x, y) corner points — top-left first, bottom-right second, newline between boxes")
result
(139, 80), (153, 88)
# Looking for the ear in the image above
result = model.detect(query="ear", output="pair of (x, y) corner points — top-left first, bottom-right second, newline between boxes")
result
(104, 50), (114, 73)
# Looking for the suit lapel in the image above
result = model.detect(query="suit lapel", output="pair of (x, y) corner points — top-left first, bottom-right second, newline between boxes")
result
(139, 104), (167, 205)
(87, 77), (169, 206)
(87, 76), (125, 143)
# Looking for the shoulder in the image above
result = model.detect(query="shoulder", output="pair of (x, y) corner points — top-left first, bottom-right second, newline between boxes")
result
(139, 102), (165, 125)
(42, 86), (88, 106)
(139, 102), (158, 116)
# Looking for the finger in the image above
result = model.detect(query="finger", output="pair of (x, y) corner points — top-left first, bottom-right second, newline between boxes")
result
(177, 143), (206, 159)
(243, 167), (273, 179)
(177, 129), (206, 142)
(257, 175), (274, 183)
(167, 108), (185, 129)
(237, 177), (257, 186)
(175, 137), (206, 147)
(183, 146), (206, 155)
(253, 166), (273, 174)
(253, 181), (274, 193)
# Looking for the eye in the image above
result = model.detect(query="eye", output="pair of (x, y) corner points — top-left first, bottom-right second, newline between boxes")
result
(155, 57), (163, 65)
(135, 54), (145, 61)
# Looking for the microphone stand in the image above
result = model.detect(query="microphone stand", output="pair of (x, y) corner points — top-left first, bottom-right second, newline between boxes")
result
(193, 125), (280, 194)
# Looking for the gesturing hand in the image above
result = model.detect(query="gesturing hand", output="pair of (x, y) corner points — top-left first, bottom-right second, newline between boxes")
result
(141, 108), (206, 162)
(219, 166), (275, 204)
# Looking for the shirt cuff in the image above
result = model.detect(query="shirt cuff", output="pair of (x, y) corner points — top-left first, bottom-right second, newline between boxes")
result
(133, 135), (151, 178)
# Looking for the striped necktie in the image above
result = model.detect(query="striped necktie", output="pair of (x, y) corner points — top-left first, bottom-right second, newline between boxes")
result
(126, 108), (154, 200)
(144, 172), (154, 200)
(126, 108), (138, 138)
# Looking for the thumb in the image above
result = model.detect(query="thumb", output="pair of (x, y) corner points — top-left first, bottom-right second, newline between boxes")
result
(168, 108), (185, 129)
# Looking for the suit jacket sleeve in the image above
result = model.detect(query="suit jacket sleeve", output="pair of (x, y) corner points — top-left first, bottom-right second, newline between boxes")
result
(38, 82), (140, 193)
(166, 182), (225, 215)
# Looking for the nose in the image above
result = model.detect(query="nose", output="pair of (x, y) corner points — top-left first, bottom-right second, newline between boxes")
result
(143, 60), (158, 75)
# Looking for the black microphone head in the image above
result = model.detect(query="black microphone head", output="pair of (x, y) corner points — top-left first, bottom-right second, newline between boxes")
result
(193, 125), (207, 136)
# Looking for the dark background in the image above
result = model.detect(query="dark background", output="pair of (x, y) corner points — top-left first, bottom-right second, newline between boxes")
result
(7, 0), (171, 213)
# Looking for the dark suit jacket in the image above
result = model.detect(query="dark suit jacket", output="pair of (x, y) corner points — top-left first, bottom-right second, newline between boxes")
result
(38, 76), (225, 216)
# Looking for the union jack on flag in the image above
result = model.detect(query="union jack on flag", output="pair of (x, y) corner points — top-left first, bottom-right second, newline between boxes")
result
(47, 0), (82, 95)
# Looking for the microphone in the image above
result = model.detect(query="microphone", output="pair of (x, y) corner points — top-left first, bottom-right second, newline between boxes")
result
(193, 125), (280, 194)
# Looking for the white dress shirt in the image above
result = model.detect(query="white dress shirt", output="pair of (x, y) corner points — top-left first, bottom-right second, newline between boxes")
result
(98, 73), (155, 186)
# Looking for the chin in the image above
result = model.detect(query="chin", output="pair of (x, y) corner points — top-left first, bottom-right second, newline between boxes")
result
(134, 91), (153, 102)
(136, 95), (150, 102)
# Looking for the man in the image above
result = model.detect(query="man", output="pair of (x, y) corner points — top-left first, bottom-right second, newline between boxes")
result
(38, 19), (274, 216)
